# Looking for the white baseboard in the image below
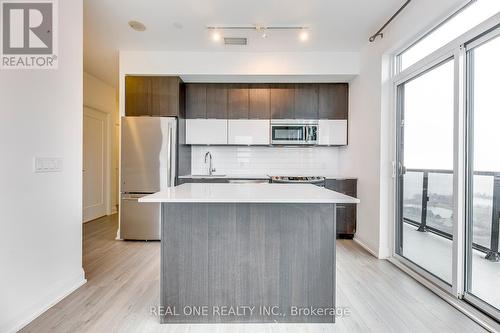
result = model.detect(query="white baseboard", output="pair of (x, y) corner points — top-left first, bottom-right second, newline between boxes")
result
(353, 236), (379, 258)
(2, 268), (87, 333)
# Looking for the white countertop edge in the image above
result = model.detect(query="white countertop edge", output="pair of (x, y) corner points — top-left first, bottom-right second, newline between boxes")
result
(178, 174), (358, 180)
(139, 198), (360, 204)
(139, 183), (360, 204)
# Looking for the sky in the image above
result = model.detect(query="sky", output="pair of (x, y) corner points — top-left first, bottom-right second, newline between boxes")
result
(402, 0), (500, 173)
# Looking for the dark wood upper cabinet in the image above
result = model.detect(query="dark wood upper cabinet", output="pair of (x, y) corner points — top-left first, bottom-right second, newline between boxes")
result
(270, 84), (294, 119)
(125, 76), (152, 116)
(294, 84), (318, 119)
(319, 83), (348, 119)
(227, 84), (249, 119)
(185, 84), (207, 119)
(184, 82), (348, 120)
(126, 76), (183, 117)
(249, 85), (270, 119)
(206, 84), (227, 119)
(151, 76), (182, 117)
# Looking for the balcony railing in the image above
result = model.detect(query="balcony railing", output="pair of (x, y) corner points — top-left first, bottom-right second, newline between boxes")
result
(403, 168), (500, 262)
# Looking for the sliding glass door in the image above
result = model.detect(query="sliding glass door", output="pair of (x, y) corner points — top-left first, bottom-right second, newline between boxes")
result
(465, 31), (500, 318)
(396, 59), (455, 286)
(393, 0), (500, 322)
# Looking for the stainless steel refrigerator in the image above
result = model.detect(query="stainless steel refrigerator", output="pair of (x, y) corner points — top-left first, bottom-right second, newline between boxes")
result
(120, 116), (177, 240)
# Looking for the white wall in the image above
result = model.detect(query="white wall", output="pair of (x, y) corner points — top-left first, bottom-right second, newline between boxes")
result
(119, 50), (359, 77)
(0, 1), (84, 332)
(83, 72), (119, 214)
(190, 146), (341, 177)
(340, 0), (467, 258)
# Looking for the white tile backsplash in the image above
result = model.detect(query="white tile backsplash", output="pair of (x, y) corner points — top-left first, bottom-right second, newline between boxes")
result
(190, 146), (341, 176)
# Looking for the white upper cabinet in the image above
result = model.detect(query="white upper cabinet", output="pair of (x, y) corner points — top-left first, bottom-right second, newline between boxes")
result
(186, 119), (228, 145)
(318, 120), (347, 146)
(228, 120), (270, 145)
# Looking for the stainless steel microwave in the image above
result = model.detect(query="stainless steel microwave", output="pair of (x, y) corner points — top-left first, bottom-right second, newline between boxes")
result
(270, 119), (318, 145)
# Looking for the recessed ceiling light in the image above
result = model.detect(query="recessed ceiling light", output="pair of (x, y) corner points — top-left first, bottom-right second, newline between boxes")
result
(256, 26), (267, 39)
(129, 20), (146, 32)
(299, 30), (309, 41)
(212, 31), (222, 42)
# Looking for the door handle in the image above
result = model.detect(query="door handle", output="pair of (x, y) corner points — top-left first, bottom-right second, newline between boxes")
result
(399, 162), (406, 176)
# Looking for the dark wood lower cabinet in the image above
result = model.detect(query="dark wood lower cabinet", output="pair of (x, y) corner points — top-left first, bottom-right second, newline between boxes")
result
(177, 178), (227, 185)
(325, 179), (357, 239)
(177, 178), (270, 185)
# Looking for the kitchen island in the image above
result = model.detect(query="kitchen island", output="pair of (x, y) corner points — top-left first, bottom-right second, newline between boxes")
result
(140, 183), (359, 323)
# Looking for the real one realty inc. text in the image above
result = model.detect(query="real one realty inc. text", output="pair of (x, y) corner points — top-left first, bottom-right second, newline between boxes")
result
(150, 305), (351, 318)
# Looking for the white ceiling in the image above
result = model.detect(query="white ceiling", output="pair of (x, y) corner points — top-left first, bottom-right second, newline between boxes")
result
(84, 0), (405, 87)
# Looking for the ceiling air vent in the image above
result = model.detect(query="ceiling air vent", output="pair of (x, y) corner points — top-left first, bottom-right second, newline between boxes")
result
(224, 37), (247, 45)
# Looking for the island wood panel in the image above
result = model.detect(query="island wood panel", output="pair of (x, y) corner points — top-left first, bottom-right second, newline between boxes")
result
(161, 202), (335, 323)
(161, 203), (209, 317)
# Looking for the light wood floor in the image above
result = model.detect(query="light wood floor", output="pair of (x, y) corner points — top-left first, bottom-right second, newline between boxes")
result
(21, 214), (487, 333)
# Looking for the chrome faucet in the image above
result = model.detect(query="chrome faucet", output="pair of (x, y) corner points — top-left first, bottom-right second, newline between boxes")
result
(204, 151), (216, 176)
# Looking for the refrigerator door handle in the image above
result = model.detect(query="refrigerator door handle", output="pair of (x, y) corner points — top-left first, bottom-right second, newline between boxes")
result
(122, 193), (146, 200)
(170, 123), (175, 187)
(167, 123), (173, 188)
(122, 197), (139, 202)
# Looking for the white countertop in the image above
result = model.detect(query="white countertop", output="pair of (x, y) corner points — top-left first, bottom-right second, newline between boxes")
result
(139, 183), (360, 204)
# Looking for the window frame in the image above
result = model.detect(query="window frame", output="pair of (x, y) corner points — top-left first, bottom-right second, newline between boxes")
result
(463, 26), (500, 321)
(391, 4), (500, 324)
(396, 0), (476, 73)
(394, 54), (457, 294)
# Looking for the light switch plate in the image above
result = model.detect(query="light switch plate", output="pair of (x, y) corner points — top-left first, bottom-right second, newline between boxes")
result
(34, 157), (63, 173)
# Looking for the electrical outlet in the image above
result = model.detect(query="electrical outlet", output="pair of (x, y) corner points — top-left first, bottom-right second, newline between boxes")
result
(34, 157), (63, 173)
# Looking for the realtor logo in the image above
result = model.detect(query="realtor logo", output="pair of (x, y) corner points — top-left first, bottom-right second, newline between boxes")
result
(1, 0), (57, 69)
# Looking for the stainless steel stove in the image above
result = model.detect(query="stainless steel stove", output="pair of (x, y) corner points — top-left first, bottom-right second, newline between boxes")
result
(270, 176), (326, 187)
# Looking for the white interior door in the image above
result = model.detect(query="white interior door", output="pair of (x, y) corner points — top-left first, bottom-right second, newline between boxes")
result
(83, 107), (108, 223)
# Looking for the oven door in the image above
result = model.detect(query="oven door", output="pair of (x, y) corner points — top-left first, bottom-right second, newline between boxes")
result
(271, 125), (307, 144)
